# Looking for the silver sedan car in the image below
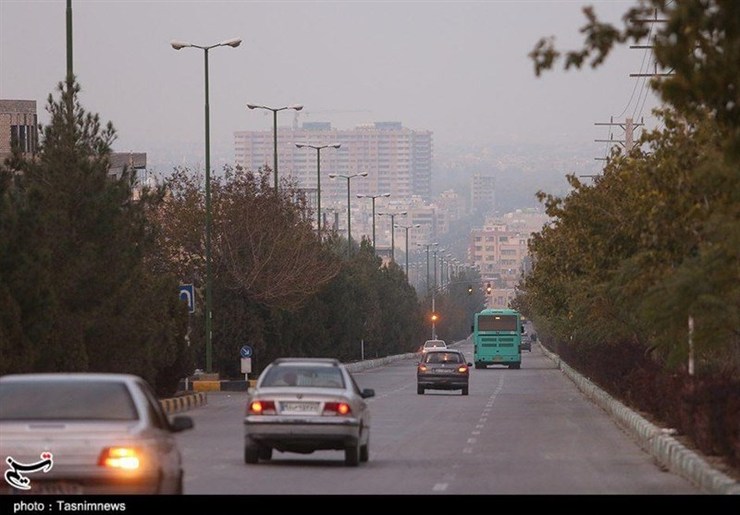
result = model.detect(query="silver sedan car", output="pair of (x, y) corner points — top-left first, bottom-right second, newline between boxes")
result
(0, 373), (193, 495)
(244, 358), (375, 466)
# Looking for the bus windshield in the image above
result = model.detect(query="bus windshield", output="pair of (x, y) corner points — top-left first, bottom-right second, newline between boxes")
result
(477, 314), (518, 332)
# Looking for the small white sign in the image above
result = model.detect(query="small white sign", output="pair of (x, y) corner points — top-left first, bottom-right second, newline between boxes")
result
(240, 357), (252, 374)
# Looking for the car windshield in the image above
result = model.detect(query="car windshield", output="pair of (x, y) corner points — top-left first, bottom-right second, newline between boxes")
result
(424, 352), (462, 364)
(0, 380), (139, 421)
(424, 341), (445, 348)
(261, 366), (345, 388)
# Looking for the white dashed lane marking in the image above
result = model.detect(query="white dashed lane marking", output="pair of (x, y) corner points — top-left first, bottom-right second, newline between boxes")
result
(431, 372), (506, 492)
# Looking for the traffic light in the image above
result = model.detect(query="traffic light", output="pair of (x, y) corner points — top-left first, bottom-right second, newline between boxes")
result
(467, 285), (473, 295)
(486, 282), (492, 294)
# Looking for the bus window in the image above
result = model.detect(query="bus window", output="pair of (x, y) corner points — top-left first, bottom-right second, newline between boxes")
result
(477, 315), (518, 332)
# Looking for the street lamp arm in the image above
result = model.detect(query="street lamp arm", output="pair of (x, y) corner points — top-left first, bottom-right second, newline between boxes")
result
(297, 143), (341, 150)
(172, 38), (241, 50)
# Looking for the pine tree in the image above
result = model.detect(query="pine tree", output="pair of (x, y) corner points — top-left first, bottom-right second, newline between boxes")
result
(0, 77), (192, 394)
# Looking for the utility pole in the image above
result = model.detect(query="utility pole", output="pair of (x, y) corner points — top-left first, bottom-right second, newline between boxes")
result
(629, 9), (673, 78)
(594, 116), (645, 158)
(590, 9), (668, 173)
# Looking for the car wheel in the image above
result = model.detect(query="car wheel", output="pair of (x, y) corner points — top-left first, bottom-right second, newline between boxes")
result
(244, 442), (260, 465)
(345, 443), (360, 467)
(259, 446), (273, 461)
(462, 386), (469, 396)
(417, 385), (424, 395)
(360, 442), (369, 462)
(474, 363), (484, 370)
(175, 471), (184, 495)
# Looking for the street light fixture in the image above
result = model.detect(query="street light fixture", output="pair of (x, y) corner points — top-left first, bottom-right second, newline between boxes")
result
(295, 143), (341, 236)
(378, 211), (407, 263)
(170, 36), (241, 374)
(246, 103), (304, 192)
(394, 223), (420, 277)
(356, 192), (390, 253)
(329, 172), (368, 258)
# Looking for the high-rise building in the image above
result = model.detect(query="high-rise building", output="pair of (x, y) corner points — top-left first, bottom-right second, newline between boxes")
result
(470, 172), (495, 214)
(234, 121), (433, 210)
(0, 100), (38, 161)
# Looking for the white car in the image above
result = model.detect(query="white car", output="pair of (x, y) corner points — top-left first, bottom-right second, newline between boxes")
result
(420, 339), (447, 354)
(244, 358), (374, 466)
(0, 373), (193, 495)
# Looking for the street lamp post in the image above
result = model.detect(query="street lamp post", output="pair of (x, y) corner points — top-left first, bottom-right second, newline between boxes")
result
(356, 193), (390, 253)
(171, 36), (241, 374)
(433, 247), (445, 291)
(417, 242), (438, 292)
(246, 103), (304, 192)
(378, 211), (407, 263)
(395, 223), (420, 277)
(329, 172), (368, 258)
(296, 143), (341, 236)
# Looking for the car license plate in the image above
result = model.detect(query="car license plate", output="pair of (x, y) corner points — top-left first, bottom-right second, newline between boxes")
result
(434, 369), (454, 374)
(281, 401), (319, 413)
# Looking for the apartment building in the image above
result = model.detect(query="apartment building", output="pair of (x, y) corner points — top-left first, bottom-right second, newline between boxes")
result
(470, 172), (495, 214)
(0, 99), (38, 161)
(234, 121), (433, 211)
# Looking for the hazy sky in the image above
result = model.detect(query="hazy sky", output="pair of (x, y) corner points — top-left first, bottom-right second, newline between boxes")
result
(1, 0), (661, 166)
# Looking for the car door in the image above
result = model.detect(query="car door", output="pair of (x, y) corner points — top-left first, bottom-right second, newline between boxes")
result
(347, 372), (371, 441)
(135, 381), (181, 492)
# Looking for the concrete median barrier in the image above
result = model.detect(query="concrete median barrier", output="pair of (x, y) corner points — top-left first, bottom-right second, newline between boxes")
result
(159, 392), (207, 415)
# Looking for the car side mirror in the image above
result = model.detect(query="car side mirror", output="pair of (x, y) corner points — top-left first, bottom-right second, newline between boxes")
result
(467, 362), (473, 367)
(170, 415), (194, 433)
(361, 388), (375, 399)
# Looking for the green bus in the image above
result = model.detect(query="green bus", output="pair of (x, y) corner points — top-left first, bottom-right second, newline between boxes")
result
(472, 308), (523, 369)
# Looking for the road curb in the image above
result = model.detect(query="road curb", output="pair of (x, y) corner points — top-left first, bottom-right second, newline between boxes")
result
(539, 343), (740, 495)
(160, 392), (207, 415)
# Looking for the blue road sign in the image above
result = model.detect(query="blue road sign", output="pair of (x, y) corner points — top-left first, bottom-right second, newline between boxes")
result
(179, 284), (195, 313)
(240, 345), (253, 358)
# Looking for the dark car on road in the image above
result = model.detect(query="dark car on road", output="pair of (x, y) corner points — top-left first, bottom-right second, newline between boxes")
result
(417, 349), (472, 396)
(521, 333), (532, 352)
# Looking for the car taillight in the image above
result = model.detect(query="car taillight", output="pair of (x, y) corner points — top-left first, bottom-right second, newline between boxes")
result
(322, 402), (352, 416)
(457, 365), (468, 373)
(98, 447), (141, 470)
(418, 364), (428, 372)
(248, 400), (276, 415)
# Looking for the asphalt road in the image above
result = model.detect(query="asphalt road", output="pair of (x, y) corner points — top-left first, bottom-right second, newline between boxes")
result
(175, 340), (702, 497)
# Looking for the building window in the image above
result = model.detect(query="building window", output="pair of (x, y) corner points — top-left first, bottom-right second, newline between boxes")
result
(9, 124), (36, 154)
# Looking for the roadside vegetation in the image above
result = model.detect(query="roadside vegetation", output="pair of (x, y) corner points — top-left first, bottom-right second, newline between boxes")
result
(0, 78), (480, 394)
(517, 0), (739, 470)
